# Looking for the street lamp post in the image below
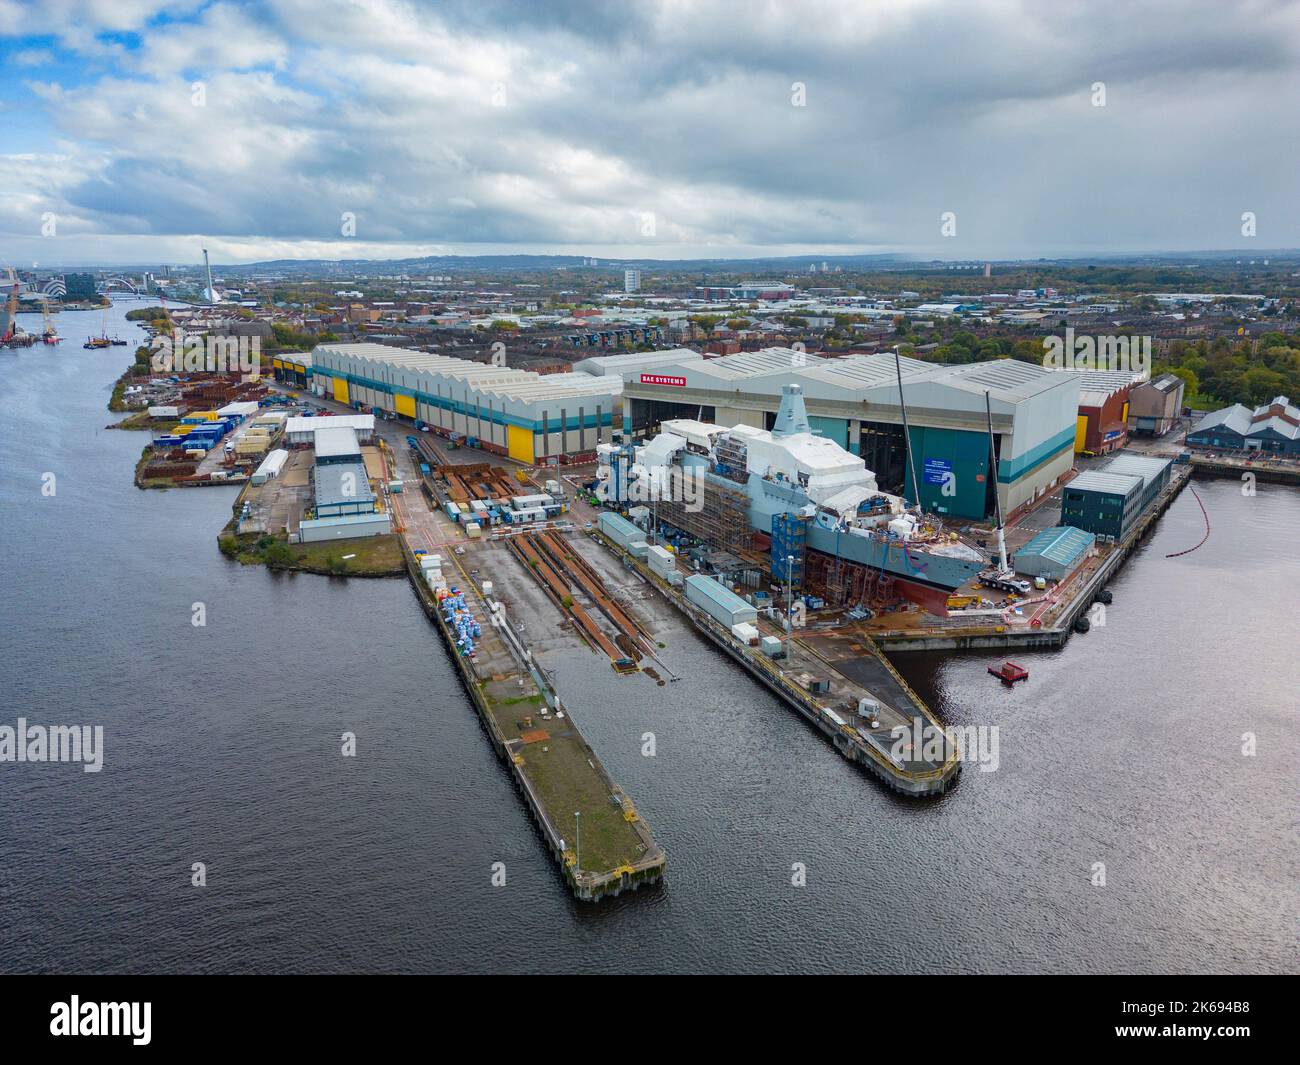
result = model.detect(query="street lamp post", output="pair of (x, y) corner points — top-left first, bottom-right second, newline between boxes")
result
(574, 811), (581, 873)
(786, 553), (795, 637)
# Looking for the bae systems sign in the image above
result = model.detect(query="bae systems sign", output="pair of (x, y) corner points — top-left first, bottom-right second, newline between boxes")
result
(640, 373), (687, 387)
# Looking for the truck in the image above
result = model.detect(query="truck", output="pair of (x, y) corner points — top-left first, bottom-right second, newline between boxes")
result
(978, 570), (1032, 596)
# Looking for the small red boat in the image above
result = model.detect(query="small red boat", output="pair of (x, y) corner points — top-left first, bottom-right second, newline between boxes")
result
(989, 660), (1029, 684)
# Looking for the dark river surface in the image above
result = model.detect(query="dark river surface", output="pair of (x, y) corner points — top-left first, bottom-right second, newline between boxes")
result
(1, 303), (1295, 974)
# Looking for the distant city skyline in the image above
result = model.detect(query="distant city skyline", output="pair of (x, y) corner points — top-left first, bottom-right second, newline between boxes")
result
(2, 1), (1299, 264)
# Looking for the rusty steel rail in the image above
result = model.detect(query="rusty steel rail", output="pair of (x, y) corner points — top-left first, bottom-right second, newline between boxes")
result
(508, 535), (631, 669)
(532, 531), (654, 658)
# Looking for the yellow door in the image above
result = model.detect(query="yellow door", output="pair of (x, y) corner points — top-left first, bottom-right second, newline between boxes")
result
(1074, 415), (1088, 453)
(395, 393), (416, 418)
(332, 378), (349, 405)
(507, 424), (534, 463)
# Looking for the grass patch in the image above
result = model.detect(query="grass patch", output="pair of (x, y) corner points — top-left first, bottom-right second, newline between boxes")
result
(517, 736), (645, 874)
(500, 693), (546, 707)
(220, 528), (404, 576)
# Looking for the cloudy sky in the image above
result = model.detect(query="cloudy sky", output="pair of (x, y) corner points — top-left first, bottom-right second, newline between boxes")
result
(1, 0), (1298, 265)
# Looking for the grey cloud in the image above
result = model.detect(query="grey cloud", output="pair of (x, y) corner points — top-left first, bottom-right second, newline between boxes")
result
(7, 0), (1300, 258)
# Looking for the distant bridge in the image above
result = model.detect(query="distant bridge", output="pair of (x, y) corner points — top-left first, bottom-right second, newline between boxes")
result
(96, 277), (139, 295)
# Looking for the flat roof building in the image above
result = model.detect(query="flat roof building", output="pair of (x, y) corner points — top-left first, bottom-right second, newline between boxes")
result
(1060, 452), (1172, 540)
(619, 348), (1081, 521)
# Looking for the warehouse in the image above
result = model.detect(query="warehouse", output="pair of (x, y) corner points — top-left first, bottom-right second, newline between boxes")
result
(308, 342), (621, 464)
(1187, 395), (1300, 456)
(1127, 373), (1186, 437)
(1013, 525), (1095, 581)
(272, 351), (312, 389)
(619, 349), (1080, 521)
(574, 348), (703, 378)
(1060, 452), (1172, 540)
(286, 413), (375, 446)
(1058, 369), (1143, 454)
(312, 426), (377, 519)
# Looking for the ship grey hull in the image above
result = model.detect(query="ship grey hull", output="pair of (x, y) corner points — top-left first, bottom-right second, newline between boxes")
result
(733, 470), (984, 593)
(805, 523), (984, 593)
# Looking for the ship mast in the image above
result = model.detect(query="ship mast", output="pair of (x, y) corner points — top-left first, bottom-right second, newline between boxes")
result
(985, 389), (1009, 574)
(894, 344), (922, 515)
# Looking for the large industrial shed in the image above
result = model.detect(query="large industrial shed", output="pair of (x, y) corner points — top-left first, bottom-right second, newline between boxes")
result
(618, 349), (1080, 521)
(574, 348), (703, 377)
(1014, 525), (1095, 581)
(1187, 395), (1300, 456)
(285, 413), (375, 446)
(308, 342), (621, 464)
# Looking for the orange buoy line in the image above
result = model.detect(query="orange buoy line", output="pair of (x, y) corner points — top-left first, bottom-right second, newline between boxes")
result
(1166, 485), (1211, 558)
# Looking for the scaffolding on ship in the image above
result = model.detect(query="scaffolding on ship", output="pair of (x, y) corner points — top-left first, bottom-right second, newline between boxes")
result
(656, 475), (752, 553)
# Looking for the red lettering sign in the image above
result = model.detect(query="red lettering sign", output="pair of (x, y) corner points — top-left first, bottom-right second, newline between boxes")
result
(640, 373), (687, 387)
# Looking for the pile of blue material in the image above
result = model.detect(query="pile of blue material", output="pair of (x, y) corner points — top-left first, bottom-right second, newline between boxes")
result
(441, 588), (483, 656)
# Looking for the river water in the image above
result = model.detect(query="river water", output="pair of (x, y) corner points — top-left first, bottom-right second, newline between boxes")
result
(1, 303), (1295, 974)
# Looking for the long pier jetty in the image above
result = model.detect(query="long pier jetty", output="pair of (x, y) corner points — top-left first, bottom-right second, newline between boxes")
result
(589, 530), (961, 797)
(387, 437), (665, 902)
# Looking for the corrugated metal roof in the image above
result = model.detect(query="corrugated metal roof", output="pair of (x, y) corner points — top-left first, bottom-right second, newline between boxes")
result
(1067, 470), (1142, 496)
(1103, 452), (1171, 491)
(315, 460), (374, 508)
(1053, 368), (1143, 406)
(575, 349), (703, 375)
(286, 414), (374, 436)
(1018, 525), (1095, 565)
(313, 343), (620, 404)
(691, 348), (825, 380)
(685, 573), (753, 612)
(598, 512), (642, 538)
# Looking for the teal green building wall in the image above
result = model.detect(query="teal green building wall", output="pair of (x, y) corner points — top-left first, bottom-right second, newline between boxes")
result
(903, 426), (991, 519)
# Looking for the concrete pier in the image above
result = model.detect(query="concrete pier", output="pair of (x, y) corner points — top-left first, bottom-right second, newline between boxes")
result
(590, 531), (962, 797)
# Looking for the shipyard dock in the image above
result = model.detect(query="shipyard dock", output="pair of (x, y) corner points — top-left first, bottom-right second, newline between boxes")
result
(864, 461), (1195, 651)
(387, 434), (666, 901)
(588, 524), (962, 796)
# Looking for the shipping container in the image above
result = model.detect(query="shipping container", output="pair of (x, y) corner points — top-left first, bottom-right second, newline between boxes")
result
(597, 511), (647, 552)
(646, 545), (675, 577)
(684, 574), (758, 627)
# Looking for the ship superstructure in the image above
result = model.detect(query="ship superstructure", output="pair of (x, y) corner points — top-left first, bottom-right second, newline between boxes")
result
(610, 383), (986, 613)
